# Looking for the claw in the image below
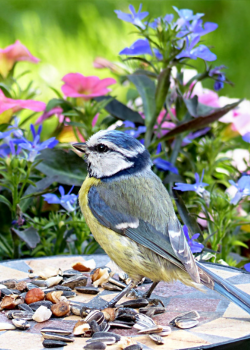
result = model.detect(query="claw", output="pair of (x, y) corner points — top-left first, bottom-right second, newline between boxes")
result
(148, 298), (165, 307)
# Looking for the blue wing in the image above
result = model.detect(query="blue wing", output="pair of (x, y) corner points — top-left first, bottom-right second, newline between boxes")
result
(88, 174), (200, 283)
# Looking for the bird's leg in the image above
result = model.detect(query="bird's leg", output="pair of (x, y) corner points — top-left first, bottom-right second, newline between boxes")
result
(128, 281), (164, 307)
(142, 281), (159, 298)
(100, 280), (137, 310)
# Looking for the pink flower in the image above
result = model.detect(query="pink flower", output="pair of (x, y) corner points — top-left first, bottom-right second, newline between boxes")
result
(155, 109), (176, 137)
(36, 107), (64, 124)
(61, 73), (116, 100)
(219, 98), (250, 136)
(0, 89), (45, 115)
(0, 40), (39, 77)
(197, 89), (220, 108)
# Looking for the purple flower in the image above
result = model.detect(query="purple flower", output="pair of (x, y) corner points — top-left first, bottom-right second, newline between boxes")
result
(115, 4), (148, 29)
(153, 142), (178, 174)
(120, 39), (152, 56)
(42, 186), (78, 212)
(173, 7), (204, 23)
(0, 117), (23, 140)
(18, 124), (58, 162)
(173, 169), (209, 195)
(229, 175), (250, 205)
(153, 158), (178, 174)
(123, 121), (146, 138)
(176, 35), (217, 61)
(183, 225), (204, 253)
(190, 19), (218, 36)
(182, 127), (210, 145)
(0, 144), (10, 158)
(177, 19), (218, 38)
(209, 65), (226, 91)
(119, 39), (163, 60)
(244, 263), (250, 272)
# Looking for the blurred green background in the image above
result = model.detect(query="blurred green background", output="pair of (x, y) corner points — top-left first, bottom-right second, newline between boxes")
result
(0, 0), (249, 102)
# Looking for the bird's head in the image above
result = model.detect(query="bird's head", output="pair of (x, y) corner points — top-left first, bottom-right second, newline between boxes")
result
(73, 130), (152, 179)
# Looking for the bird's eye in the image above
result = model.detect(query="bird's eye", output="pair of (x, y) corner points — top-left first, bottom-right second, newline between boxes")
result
(96, 144), (109, 153)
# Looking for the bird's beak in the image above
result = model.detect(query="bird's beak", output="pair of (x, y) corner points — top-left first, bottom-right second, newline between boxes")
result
(73, 142), (87, 153)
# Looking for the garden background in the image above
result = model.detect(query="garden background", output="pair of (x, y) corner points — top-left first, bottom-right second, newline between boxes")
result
(1, 0), (249, 101)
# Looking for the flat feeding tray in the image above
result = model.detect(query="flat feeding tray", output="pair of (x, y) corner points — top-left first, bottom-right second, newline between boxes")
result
(0, 255), (250, 350)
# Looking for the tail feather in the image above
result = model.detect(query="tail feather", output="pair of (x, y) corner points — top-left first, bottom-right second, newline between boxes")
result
(196, 261), (250, 314)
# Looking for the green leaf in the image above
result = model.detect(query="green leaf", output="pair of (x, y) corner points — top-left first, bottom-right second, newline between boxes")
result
(155, 68), (171, 117)
(49, 86), (64, 98)
(0, 195), (12, 209)
(232, 240), (249, 249)
(65, 121), (87, 128)
(128, 74), (156, 127)
(0, 123), (9, 132)
(20, 176), (58, 211)
(0, 83), (12, 97)
(46, 98), (71, 112)
(173, 189), (203, 238)
(36, 148), (87, 186)
(156, 99), (243, 143)
(11, 227), (40, 249)
(184, 96), (198, 117)
(95, 96), (144, 125)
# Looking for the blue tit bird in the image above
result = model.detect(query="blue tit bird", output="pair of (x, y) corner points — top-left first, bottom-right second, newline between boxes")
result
(74, 130), (250, 312)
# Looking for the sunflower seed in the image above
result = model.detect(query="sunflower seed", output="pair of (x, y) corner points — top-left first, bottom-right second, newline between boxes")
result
(139, 307), (166, 317)
(89, 320), (101, 333)
(149, 334), (164, 344)
(12, 311), (34, 320)
(62, 269), (82, 278)
(137, 325), (163, 334)
(12, 318), (30, 330)
(124, 345), (142, 350)
(42, 332), (74, 342)
(102, 282), (122, 291)
(18, 304), (33, 313)
(85, 310), (104, 324)
(169, 310), (200, 325)
(109, 320), (133, 328)
(84, 341), (106, 350)
(175, 319), (199, 329)
(42, 339), (68, 348)
(108, 277), (126, 289)
(62, 276), (87, 289)
(55, 285), (72, 291)
(117, 298), (149, 308)
(92, 331), (121, 342)
(41, 327), (72, 335)
(100, 321), (110, 332)
(31, 280), (48, 287)
(29, 300), (52, 311)
(86, 337), (116, 345)
(75, 286), (99, 294)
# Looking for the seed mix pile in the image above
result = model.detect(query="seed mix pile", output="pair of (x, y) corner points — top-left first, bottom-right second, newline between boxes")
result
(0, 260), (200, 349)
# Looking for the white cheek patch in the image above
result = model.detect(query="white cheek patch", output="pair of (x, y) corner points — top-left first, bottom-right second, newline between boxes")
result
(88, 152), (134, 178)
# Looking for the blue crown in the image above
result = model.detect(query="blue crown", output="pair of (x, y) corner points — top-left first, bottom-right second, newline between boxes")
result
(101, 130), (144, 151)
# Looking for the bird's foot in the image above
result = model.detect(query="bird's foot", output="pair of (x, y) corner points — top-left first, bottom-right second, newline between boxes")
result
(126, 289), (164, 307)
